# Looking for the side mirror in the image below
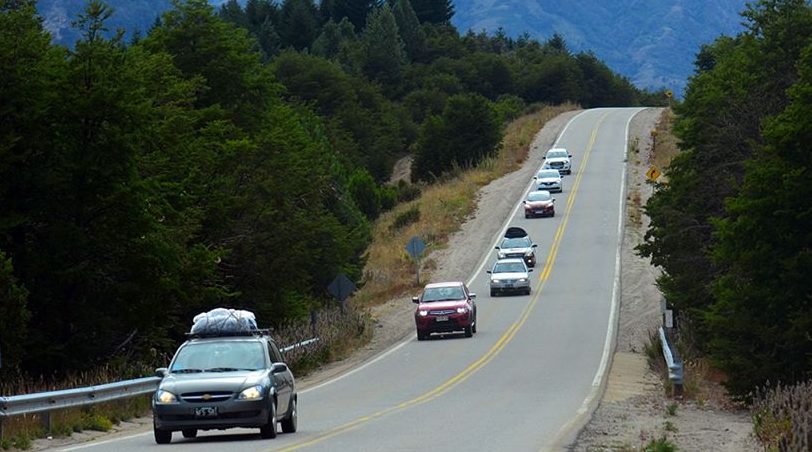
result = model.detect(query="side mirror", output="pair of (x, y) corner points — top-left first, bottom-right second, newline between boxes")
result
(494, 246), (501, 250)
(568, 154), (572, 158)
(552, 198), (556, 203)
(272, 362), (289, 374)
(528, 268), (534, 272)
(542, 156), (546, 159)
(532, 244), (538, 248)
(412, 296), (420, 304)
(533, 176), (538, 179)
(522, 200), (527, 204)
(486, 270), (492, 274)
(155, 367), (168, 378)
(469, 293), (476, 299)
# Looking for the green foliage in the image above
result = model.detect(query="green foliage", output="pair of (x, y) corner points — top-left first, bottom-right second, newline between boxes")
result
(410, 0), (454, 24)
(412, 93), (501, 181)
(666, 402), (678, 416)
(391, 0), (426, 61)
(0, 250), (29, 374)
(278, 0), (320, 51)
(361, 4), (406, 85)
(348, 169), (381, 219)
(752, 380), (811, 451)
(639, 0), (812, 397)
(390, 206), (420, 231)
(643, 436), (678, 452)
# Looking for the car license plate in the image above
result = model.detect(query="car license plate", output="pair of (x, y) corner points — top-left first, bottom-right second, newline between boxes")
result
(194, 406), (218, 417)
(436, 316), (448, 322)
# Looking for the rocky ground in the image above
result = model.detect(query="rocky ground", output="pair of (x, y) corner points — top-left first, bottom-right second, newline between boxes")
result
(28, 108), (758, 451)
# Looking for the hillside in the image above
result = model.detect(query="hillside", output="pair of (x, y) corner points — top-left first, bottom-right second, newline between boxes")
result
(452, 0), (748, 95)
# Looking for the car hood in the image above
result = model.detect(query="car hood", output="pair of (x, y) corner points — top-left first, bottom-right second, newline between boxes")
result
(417, 300), (467, 311)
(525, 200), (553, 208)
(160, 370), (266, 393)
(537, 176), (560, 183)
(491, 272), (529, 280)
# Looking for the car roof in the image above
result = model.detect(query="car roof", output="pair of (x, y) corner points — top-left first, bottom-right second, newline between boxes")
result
(185, 335), (271, 345)
(547, 147), (568, 153)
(424, 281), (464, 289)
(528, 190), (552, 196)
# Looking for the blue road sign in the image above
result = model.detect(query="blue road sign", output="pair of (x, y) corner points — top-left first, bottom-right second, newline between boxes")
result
(328, 273), (356, 302)
(405, 236), (426, 260)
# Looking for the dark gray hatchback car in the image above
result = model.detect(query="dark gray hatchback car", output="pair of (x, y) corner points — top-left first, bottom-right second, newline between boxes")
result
(152, 330), (297, 444)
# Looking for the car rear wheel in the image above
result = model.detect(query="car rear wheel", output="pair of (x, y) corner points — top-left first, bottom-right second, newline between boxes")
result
(260, 400), (277, 439)
(153, 421), (172, 444)
(181, 429), (197, 439)
(281, 397), (297, 433)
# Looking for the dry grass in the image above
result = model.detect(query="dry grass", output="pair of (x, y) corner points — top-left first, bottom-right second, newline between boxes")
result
(651, 108), (680, 182)
(752, 380), (812, 451)
(352, 103), (578, 309)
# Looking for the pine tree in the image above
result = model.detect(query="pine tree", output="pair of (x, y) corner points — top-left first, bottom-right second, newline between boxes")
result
(391, 0), (425, 61)
(410, 0), (453, 24)
(361, 4), (406, 85)
(326, 0), (379, 31)
(278, 0), (320, 50)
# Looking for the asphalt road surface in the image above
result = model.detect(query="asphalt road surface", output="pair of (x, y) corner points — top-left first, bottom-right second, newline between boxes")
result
(60, 107), (645, 452)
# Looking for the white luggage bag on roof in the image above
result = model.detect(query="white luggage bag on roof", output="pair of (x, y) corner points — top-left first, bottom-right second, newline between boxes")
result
(190, 308), (258, 335)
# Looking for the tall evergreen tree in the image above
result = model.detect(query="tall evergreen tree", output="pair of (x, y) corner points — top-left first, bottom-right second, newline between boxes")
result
(326, 0), (378, 31)
(410, 0), (453, 24)
(391, 0), (425, 61)
(278, 0), (320, 50)
(361, 4), (406, 85)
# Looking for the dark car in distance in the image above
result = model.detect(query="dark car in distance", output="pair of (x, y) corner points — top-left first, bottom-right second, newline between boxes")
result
(413, 281), (477, 340)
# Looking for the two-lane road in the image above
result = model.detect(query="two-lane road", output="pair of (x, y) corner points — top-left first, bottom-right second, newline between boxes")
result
(61, 107), (645, 452)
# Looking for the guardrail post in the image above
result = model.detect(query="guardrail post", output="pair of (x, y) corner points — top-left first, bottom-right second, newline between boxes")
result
(40, 411), (52, 434)
(1, 415), (5, 441)
(669, 361), (684, 399)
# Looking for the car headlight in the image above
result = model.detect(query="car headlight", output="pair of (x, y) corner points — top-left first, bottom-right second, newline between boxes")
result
(239, 385), (264, 401)
(518, 278), (528, 282)
(456, 307), (468, 314)
(418, 310), (428, 316)
(497, 252), (507, 259)
(491, 279), (501, 284)
(156, 390), (177, 404)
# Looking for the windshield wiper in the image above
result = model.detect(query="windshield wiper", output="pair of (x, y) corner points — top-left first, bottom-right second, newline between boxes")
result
(203, 367), (246, 372)
(172, 368), (203, 373)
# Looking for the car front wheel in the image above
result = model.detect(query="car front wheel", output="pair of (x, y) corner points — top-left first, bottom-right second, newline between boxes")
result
(260, 400), (277, 439)
(181, 429), (197, 439)
(154, 421), (172, 444)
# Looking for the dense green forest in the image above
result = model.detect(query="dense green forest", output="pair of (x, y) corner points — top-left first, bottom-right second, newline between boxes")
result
(0, 0), (658, 380)
(639, 0), (812, 398)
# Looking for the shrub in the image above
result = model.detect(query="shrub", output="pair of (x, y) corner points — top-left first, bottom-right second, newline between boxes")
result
(390, 206), (420, 231)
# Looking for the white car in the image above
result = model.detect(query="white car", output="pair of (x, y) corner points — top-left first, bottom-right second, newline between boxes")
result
(534, 169), (563, 192)
(543, 148), (572, 175)
(487, 258), (532, 296)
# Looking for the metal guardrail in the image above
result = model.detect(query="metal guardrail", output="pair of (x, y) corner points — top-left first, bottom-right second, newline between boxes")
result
(0, 337), (319, 440)
(658, 326), (684, 397)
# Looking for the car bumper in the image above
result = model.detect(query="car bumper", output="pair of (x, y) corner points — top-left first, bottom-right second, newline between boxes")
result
(153, 399), (269, 431)
(537, 184), (562, 192)
(490, 281), (530, 293)
(525, 207), (554, 217)
(415, 313), (472, 334)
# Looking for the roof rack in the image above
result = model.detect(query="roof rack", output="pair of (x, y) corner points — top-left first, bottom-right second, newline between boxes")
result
(185, 328), (271, 339)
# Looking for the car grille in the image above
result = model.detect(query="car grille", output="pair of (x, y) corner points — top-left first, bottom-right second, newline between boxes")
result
(181, 391), (233, 403)
(505, 253), (524, 258)
(428, 309), (455, 315)
(549, 162), (564, 168)
(161, 411), (261, 421)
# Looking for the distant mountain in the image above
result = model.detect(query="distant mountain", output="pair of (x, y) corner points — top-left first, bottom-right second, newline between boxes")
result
(37, 0), (748, 95)
(451, 0), (749, 95)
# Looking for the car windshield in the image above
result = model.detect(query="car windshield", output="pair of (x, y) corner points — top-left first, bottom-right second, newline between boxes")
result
(527, 192), (552, 202)
(537, 170), (560, 179)
(493, 262), (526, 273)
(170, 341), (265, 372)
(501, 237), (531, 248)
(547, 150), (568, 159)
(422, 286), (465, 302)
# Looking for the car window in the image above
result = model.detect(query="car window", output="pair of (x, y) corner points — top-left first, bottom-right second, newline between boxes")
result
(547, 150), (568, 159)
(422, 286), (464, 302)
(527, 192), (552, 202)
(171, 341), (266, 371)
(538, 170), (560, 178)
(269, 341), (284, 363)
(494, 262), (526, 273)
(501, 237), (531, 248)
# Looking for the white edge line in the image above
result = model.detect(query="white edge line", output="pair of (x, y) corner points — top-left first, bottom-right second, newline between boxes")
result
(58, 431), (152, 451)
(547, 107), (648, 450)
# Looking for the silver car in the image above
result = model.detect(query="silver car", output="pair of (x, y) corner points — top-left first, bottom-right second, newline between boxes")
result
(495, 227), (538, 267)
(152, 333), (297, 443)
(535, 169), (563, 192)
(543, 148), (572, 175)
(488, 258), (533, 296)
